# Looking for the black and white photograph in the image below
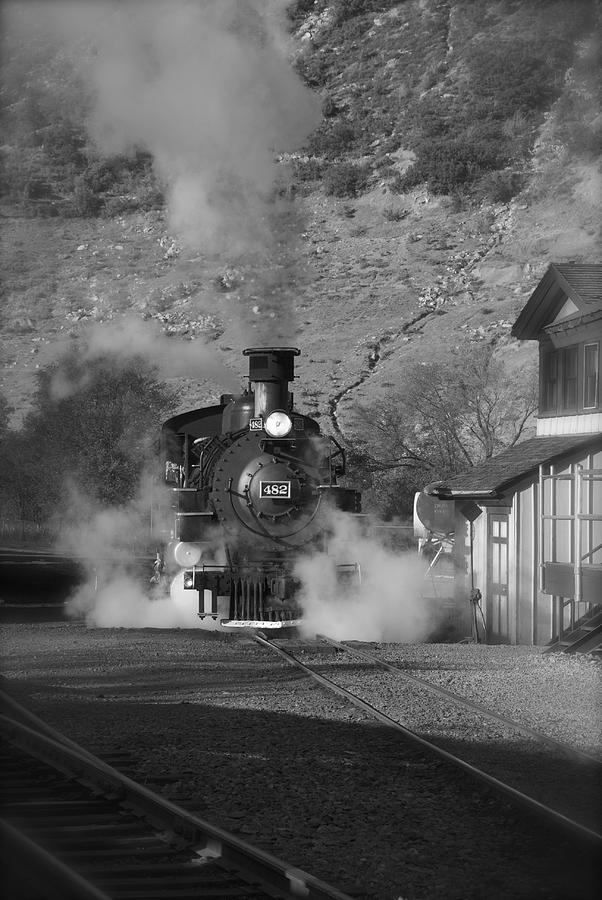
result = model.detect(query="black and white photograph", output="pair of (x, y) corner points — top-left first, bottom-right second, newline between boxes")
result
(1, 1), (600, 898)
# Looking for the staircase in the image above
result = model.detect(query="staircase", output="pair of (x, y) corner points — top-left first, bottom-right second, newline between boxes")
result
(544, 604), (602, 656)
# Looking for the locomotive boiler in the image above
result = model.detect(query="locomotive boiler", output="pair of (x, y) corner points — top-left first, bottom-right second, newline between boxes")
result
(159, 347), (361, 629)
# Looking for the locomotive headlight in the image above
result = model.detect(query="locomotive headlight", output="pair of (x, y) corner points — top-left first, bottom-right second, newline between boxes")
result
(264, 410), (292, 438)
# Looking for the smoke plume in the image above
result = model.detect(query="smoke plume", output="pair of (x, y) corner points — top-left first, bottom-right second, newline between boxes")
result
(62, 477), (203, 628)
(48, 315), (238, 400)
(6, 0), (320, 254)
(4, 0), (320, 343)
(295, 512), (440, 642)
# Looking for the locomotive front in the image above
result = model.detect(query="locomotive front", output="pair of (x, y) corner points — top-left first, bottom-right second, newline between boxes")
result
(159, 347), (361, 629)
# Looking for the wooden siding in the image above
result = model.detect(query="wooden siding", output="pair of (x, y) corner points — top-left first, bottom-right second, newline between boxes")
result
(458, 447), (602, 645)
(537, 412), (602, 435)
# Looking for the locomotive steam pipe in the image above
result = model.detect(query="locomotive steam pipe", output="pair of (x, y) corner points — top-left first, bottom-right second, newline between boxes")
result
(243, 347), (300, 418)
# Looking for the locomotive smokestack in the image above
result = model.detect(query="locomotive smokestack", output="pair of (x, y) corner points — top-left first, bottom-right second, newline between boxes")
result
(243, 347), (300, 418)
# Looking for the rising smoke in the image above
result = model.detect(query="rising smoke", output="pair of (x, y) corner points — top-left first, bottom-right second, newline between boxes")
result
(86, 0), (319, 253)
(4, 0), (320, 254)
(6, 2), (433, 635)
(62, 477), (203, 627)
(48, 315), (238, 400)
(4, 0), (320, 344)
(295, 511), (439, 643)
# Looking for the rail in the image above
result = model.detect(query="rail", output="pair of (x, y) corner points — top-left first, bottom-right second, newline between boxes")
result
(252, 634), (602, 847)
(316, 635), (600, 765)
(1, 688), (355, 900)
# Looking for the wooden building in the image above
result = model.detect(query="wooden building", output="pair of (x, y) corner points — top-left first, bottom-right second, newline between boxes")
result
(424, 263), (602, 646)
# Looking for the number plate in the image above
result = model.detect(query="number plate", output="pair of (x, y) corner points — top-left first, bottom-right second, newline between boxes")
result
(260, 480), (291, 499)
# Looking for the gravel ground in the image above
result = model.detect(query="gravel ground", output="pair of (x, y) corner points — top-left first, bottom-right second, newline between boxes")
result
(1, 622), (600, 900)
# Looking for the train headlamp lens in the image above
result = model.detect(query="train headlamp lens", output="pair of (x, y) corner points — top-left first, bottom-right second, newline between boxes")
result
(265, 411), (292, 438)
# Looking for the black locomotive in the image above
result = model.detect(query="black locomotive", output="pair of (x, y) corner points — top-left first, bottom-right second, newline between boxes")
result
(159, 347), (361, 629)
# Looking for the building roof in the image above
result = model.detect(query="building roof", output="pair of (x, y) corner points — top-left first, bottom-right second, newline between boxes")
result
(512, 263), (602, 340)
(429, 434), (602, 498)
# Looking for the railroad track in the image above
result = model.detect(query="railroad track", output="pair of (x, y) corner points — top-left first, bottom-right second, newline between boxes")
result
(253, 633), (602, 847)
(0, 688), (354, 900)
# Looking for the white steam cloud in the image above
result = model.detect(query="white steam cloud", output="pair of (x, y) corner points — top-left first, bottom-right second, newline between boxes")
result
(6, 0), (320, 252)
(87, 0), (319, 251)
(61, 477), (203, 628)
(49, 315), (238, 400)
(295, 512), (439, 642)
(5, 0), (320, 344)
(61, 482), (438, 638)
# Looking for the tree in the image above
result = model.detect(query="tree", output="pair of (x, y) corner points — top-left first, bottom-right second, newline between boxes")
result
(0, 349), (176, 534)
(350, 343), (538, 518)
(0, 393), (12, 441)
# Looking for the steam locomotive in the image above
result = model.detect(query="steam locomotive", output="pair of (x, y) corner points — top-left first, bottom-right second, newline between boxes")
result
(159, 347), (361, 629)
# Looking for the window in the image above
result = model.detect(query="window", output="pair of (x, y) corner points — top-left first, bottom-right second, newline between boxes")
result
(583, 343), (599, 409)
(540, 343), (594, 415)
(541, 351), (558, 413)
(561, 347), (578, 411)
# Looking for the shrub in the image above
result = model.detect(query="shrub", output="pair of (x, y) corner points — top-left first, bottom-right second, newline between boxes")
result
(73, 176), (102, 217)
(294, 53), (330, 88)
(136, 176), (165, 211)
(43, 122), (87, 165)
(307, 120), (357, 157)
(323, 162), (369, 197)
(102, 195), (140, 217)
(403, 95), (454, 142)
(331, 0), (400, 26)
(287, 0), (319, 24)
(400, 136), (505, 194)
(292, 158), (324, 182)
(0, 350), (176, 527)
(321, 95), (339, 118)
(383, 206), (409, 222)
(549, 93), (602, 158)
(473, 170), (524, 204)
(465, 40), (564, 118)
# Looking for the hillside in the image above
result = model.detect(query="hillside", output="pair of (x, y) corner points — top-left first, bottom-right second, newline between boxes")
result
(1, 0), (601, 448)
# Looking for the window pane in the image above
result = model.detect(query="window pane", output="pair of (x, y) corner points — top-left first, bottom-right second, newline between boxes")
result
(562, 347), (578, 411)
(584, 343), (599, 409)
(541, 352), (557, 412)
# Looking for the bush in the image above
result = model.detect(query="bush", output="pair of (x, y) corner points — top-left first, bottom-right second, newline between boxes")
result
(294, 53), (330, 88)
(292, 158), (324, 182)
(331, 0), (400, 26)
(73, 176), (102, 217)
(43, 122), (87, 165)
(136, 176), (165, 211)
(400, 136), (505, 195)
(0, 350), (176, 526)
(382, 206), (409, 222)
(549, 93), (602, 158)
(321, 95), (339, 118)
(287, 0), (319, 24)
(324, 162), (369, 197)
(473, 170), (524, 204)
(307, 120), (357, 157)
(465, 40), (564, 118)
(101, 195), (141, 217)
(403, 95), (454, 142)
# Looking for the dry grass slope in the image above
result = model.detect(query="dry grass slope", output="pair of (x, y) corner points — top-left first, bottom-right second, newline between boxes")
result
(1, 0), (600, 442)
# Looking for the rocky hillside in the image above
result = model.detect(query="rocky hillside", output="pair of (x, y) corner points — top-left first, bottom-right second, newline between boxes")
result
(1, 0), (601, 441)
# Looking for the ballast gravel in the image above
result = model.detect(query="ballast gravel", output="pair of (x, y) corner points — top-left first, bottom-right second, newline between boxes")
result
(1, 622), (600, 900)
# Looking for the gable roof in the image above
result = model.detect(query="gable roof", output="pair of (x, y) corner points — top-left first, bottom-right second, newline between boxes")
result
(512, 263), (602, 340)
(428, 434), (602, 498)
